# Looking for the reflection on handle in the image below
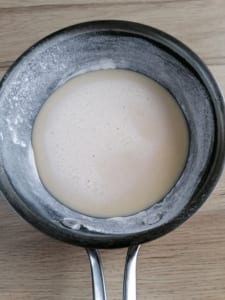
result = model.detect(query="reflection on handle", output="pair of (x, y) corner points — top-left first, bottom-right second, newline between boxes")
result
(86, 248), (107, 300)
(123, 245), (141, 300)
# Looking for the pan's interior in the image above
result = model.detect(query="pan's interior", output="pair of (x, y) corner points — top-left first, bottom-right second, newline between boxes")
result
(0, 24), (216, 248)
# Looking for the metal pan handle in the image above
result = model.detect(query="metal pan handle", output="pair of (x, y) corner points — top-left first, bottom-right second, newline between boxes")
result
(123, 245), (141, 300)
(87, 245), (141, 300)
(86, 248), (107, 300)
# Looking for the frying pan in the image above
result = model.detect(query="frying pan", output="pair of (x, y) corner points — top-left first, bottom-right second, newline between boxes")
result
(0, 20), (224, 299)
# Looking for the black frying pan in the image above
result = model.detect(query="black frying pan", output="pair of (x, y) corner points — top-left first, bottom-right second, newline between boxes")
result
(0, 20), (224, 299)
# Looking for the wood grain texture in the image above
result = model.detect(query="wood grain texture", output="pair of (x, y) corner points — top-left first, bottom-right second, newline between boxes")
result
(0, 0), (225, 299)
(0, 0), (178, 8)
